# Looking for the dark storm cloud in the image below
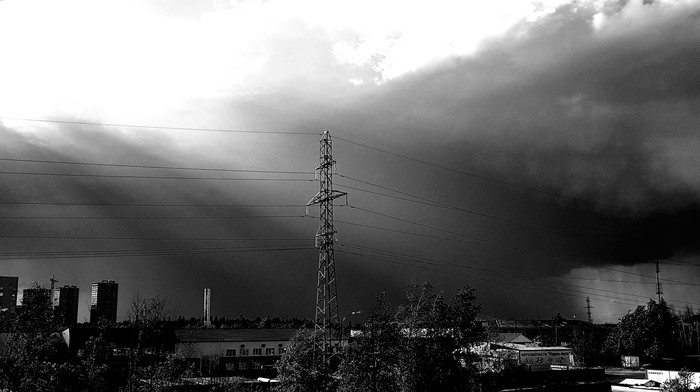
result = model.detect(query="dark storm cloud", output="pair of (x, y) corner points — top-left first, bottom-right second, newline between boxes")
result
(260, 0), (700, 269)
(3, 0), (700, 322)
(354, 1), (700, 210)
(143, 0), (700, 318)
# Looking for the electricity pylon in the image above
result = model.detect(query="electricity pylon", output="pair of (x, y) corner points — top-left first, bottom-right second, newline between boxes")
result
(306, 130), (347, 366)
(585, 297), (593, 325)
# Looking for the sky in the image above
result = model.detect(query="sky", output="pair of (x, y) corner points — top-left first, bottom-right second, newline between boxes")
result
(0, 0), (699, 324)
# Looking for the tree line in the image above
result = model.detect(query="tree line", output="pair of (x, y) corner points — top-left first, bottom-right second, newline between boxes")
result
(276, 280), (488, 392)
(0, 289), (192, 391)
(5, 280), (700, 391)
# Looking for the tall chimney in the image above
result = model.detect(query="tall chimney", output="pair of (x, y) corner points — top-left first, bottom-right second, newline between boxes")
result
(203, 288), (211, 327)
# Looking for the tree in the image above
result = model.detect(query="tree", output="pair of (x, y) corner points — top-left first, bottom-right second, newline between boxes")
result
(275, 329), (334, 392)
(124, 294), (190, 392)
(0, 283), (75, 392)
(337, 280), (485, 392)
(662, 368), (699, 392)
(278, 280), (485, 392)
(570, 332), (605, 367)
(394, 280), (485, 392)
(128, 294), (167, 329)
(337, 293), (401, 392)
(611, 300), (682, 360)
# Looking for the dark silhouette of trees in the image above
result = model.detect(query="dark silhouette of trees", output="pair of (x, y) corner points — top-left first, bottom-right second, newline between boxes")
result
(605, 300), (682, 361)
(275, 329), (334, 392)
(333, 280), (485, 392)
(627, 300), (681, 359)
(337, 293), (401, 392)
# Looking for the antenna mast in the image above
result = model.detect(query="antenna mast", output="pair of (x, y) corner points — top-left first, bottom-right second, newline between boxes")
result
(307, 130), (347, 365)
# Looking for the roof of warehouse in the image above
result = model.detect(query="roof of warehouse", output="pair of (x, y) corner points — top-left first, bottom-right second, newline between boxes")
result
(175, 328), (300, 343)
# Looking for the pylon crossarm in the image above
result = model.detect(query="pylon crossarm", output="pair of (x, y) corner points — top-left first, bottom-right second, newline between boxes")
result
(306, 190), (348, 206)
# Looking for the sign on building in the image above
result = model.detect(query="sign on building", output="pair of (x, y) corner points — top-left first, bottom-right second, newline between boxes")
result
(519, 349), (572, 371)
(621, 355), (640, 368)
(647, 369), (700, 388)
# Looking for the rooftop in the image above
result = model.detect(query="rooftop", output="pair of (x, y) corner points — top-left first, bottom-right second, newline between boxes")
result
(175, 328), (300, 343)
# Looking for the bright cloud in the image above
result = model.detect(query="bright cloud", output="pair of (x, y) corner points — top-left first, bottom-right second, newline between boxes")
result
(0, 0), (584, 121)
(0, 0), (697, 146)
(0, 1), (211, 121)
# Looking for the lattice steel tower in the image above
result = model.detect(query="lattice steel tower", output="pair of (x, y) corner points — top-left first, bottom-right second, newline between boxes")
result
(585, 297), (593, 325)
(307, 130), (347, 360)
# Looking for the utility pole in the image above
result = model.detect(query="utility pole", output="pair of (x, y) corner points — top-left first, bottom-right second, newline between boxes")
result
(585, 297), (593, 325)
(655, 261), (663, 303)
(307, 130), (347, 368)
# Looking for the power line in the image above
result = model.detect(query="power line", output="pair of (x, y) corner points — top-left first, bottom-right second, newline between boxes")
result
(338, 242), (700, 308)
(0, 214), (307, 220)
(331, 215), (492, 247)
(334, 135), (641, 214)
(0, 202), (304, 208)
(341, 242), (668, 304)
(0, 234), (309, 241)
(0, 170), (313, 181)
(338, 174), (609, 243)
(0, 157), (313, 175)
(0, 245), (315, 260)
(4, 194), (694, 286)
(341, 205), (700, 284)
(0, 117), (319, 136)
(332, 215), (700, 288)
(3, 117), (696, 311)
(0, 239), (310, 253)
(336, 246), (644, 308)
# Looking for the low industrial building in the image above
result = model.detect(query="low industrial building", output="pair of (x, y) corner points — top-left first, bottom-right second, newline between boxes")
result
(476, 332), (573, 372)
(494, 317), (611, 346)
(174, 328), (299, 378)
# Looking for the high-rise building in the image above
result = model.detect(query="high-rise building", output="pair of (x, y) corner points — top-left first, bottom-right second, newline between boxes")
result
(22, 286), (51, 307)
(52, 288), (61, 308)
(90, 280), (118, 324)
(0, 276), (18, 328)
(56, 285), (80, 326)
(19, 286), (53, 328)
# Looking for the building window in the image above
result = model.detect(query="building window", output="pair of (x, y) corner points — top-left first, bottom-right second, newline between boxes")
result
(261, 344), (266, 347)
(240, 344), (245, 348)
(252, 348), (262, 356)
(225, 349), (236, 357)
(225, 361), (237, 371)
(240, 348), (249, 356)
(265, 348), (275, 355)
(278, 347), (286, 355)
